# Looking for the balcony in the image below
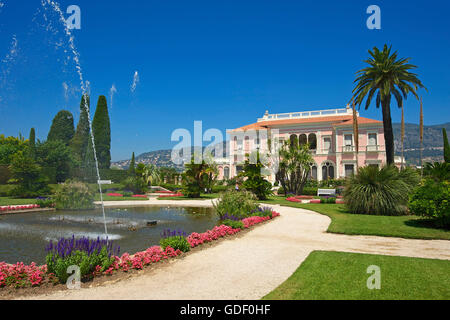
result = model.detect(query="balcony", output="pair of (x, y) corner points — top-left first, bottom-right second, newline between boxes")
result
(342, 145), (355, 153)
(366, 145), (382, 152)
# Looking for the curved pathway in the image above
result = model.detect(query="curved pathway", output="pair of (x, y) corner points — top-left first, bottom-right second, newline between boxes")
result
(23, 202), (450, 300)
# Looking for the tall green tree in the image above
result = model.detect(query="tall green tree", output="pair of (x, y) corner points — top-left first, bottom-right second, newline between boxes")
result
(71, 94), (91, 164)
(92, 95), (111, 169)
(48, 110), (75, 145)
(129, 152), (136, 176)
(443, 128), (450, 164)
(276, 139), (313, 196)
(28, 128), (36, 160)
(36, 140), (74, 183)
(351, 45), (426, 165)
(239, 152), (272, 200)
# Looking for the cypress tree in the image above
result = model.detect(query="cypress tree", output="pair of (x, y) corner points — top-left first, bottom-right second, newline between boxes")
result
(48, 110), (75, 145)
(92, 95), (111, 169)
(443, 128), (450, 163)
(71, 94), (91, 164)
(28, 128), (36, 160)
(129, 152), (136, 176)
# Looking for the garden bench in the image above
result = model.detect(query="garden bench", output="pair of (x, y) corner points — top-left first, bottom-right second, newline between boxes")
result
(317, 189), (336, 197)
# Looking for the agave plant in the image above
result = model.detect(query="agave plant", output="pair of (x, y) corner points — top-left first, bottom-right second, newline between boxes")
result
(344, 165), (420, 216)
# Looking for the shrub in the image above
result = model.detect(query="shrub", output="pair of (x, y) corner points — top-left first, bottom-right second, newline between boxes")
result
(302, 187), (318, 196)
(320, 197), (336, 204)
(344, 165), (420, 216)
(54, 180), (95, 210)
(409, 179), (450, 228)
(45, 236), (119, 283)
(212, 185), (230, 193)
(36, 197), (54, 208)
(251, 206), (274, 218)
(213, 190), (259, 219)
(160, 236), (190, 253)
(121, 177), (148, 195)
(159, 229), (191, 253)
(222, 219), (245, 230)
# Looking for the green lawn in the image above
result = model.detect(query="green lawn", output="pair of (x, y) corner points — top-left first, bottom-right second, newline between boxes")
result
(0, 197), (38, 206)
(263, 251), (450, 300)
(262, 196), (450, 240)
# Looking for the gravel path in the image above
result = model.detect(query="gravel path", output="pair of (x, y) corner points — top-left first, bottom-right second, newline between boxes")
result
(23, 202), (450, 300)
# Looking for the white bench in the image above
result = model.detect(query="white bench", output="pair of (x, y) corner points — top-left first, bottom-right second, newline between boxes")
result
(317, 189), (336, 197)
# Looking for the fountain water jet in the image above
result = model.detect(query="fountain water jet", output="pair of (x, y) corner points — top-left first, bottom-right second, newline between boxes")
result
(41, 0), (109, 237)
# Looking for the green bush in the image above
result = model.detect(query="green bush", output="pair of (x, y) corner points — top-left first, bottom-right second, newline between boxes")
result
(121, 177), (148, 194)
(0, 184), (14, 197)
(46, 247), (114, 284)
(302, 187), (318, 196)
(212, 185), (230, 193)
(409, 179), (450, 228)
(36, 197), (55, 208)
(160, 236), (191, 253)
(320, 197), (336, 204)
(54, 180), (95, 210)
(99, 168), (129, 183)
(344, 166), (420, 216)
(213, 190), (258, 219)
(222, 219), (245, 230)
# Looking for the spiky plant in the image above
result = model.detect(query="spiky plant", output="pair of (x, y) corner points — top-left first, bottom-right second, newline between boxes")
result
(344, 165), (420, 216)
(351, 45), (426, 165)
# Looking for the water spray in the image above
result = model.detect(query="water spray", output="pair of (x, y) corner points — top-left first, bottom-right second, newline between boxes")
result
(42, 0), (109, 237)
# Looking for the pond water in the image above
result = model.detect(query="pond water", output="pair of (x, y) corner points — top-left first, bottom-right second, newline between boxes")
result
(0, 206), (217, 265)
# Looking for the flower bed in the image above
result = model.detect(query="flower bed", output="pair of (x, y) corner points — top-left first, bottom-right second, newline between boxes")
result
(158, 193), (184, 198)
(0, 210), (281, 290)
(107, 193), (124, 197)
(132, 195), (148, 199)
(0, 204), (41, 212)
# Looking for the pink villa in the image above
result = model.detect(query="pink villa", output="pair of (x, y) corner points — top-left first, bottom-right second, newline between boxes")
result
(216, 106), (387, 183)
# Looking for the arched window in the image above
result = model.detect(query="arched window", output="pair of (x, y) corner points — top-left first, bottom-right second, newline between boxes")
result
(290, 134), (298, 148)
(299, 134), (308, 146)
(310, 165), (318, 180)
(322, 161), (335, 180)
(224, 167), (230, 179)
(308, 133), (317, 150)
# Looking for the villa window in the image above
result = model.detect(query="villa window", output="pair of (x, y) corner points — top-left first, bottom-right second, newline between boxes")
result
(323, 137), (332, 151)
(224, 167), (230, 179)
(345, 164), (355, 177)
(344, 134), (353, 146)
(310, 165), (318, 180)
(322, 161), (335, 180)
(290, 134), (298, 148)
(299, 134), (308, 146)
(308, 133), (317, 150)
(368, 133), (378, 146)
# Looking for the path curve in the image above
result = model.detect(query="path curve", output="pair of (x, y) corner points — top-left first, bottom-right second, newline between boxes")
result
(23, 203), (450, 300)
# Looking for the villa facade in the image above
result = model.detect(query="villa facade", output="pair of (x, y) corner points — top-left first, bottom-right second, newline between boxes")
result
(217, 106), (387, 183)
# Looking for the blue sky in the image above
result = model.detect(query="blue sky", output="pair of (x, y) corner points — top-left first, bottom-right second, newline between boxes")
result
(0, 0), (449, 161)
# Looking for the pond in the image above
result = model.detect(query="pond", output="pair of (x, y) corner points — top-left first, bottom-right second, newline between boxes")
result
(0, 206), (217, 265)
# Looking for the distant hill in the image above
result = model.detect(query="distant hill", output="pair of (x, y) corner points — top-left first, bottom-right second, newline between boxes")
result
(112, 143), (228, 172)
(112, 123), (450, 169)
(393, 122), (450, 165)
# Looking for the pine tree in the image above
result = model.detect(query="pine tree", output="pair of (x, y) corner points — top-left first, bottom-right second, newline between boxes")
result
(28, 128), (36, 160)
(129, 152), (136, 176)
(92, 95), (111, 169)
(443, 128), (450, 163)
(48, 110), (75, 145)
(71, 94), (91, 164)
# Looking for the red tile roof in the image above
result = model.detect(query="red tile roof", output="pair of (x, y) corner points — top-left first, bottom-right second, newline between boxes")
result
(230, 116), (382, 132)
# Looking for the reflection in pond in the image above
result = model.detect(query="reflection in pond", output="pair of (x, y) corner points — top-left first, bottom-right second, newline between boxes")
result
(0, 206), (217, 264)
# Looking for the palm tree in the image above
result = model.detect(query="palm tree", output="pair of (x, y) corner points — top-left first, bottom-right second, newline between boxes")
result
(351, 45), (426, 165)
